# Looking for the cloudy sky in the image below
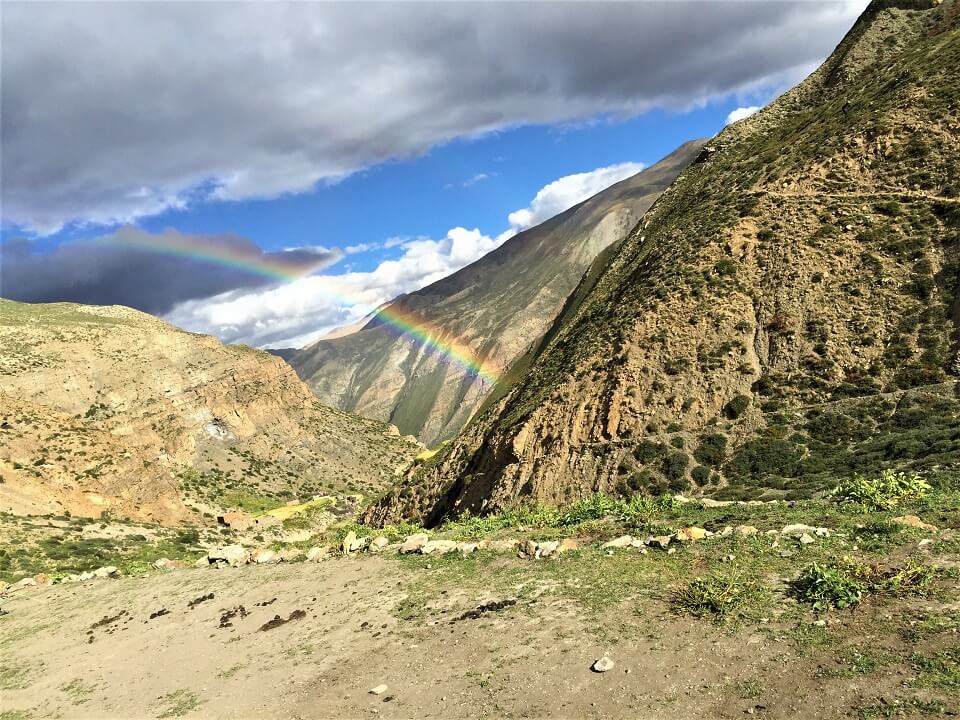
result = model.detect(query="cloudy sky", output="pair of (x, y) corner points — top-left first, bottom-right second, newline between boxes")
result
(0, 1), (867, 348)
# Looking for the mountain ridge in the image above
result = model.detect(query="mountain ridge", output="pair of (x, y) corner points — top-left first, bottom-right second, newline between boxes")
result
(290, 140), (706, 446)
(365, 0), (960, 526)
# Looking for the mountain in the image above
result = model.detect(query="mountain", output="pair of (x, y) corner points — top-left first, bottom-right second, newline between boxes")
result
(0, 300), (418, 524)
(289, 141), (705, 447)
(365, 0), (960, 526)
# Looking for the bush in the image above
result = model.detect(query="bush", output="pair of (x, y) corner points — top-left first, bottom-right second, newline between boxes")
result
(831, 469), (931, 510)
(792, 561), (867, 610)
(633, 440), (666, 464)
(793, 559), (936, 611)
(671, 573), (758, 622)
(694, 433), (728, 466)
(662, 451), (689, 481)
(724, 395), (751, 419)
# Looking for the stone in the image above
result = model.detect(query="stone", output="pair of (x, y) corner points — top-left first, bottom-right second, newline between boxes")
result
(779, 550), (794, 558)
(781, 524), (818, 537)
(814, 527), (831, 537)
(251, 549), (281, 564)
(341, 531), (358, 554)
(536, 540), (560, 558)
(305, 546), (327, 562)
(720, 526), (734, 537)
(592, 656), (615, 673)
(646, 535), (672, 550)
(487, 539), (519, 552)
(798, 533), (815, 545)
(279, 548), (303, 562)
(92, 566), (120, 578)
(519, 539), (539, 558)
(420, 540), (458, 556)
(457, 542), (478, 555)
(349, 536), (368, 553)
(892, 515), (937, 531)
(556, 538), (579, 554)
(369, 684), (389, 696)
(79, 571), (96, 581)
(675, 526), (708, 542)
(701, 498), (733, 508)
(600, 535), (634, 549)
(10, 577), (36, 591)
(368, 536), (390, 553)
(399, 534), (430, 554)
(734, 525), (758, 537)
(153, 558), (173, 570)
(194, 558), (209, 568)
(918, 539), (934, 549)
(208, 544), (249, 567)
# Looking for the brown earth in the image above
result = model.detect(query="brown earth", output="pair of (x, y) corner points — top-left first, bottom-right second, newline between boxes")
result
(2, 545), (956, 720)
(0, 300), (418, 525)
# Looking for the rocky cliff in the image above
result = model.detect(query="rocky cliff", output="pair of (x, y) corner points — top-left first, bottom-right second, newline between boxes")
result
(290, 141), (705, 446)
(366, 0), (960, 526)
(0, 300), (418, 524)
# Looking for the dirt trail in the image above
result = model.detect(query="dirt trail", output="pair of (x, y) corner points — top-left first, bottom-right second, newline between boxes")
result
(0, 555), (930, 720)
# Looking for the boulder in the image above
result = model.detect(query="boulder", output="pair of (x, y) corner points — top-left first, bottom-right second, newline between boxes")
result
(536, 540), (560, 558)
(92, 566), (120, 578)
(61, 573), (82, 583)
(457, 542), (478, 555)
(519, 539), (539, 558)
(10, 577), (36, 592)
(399, 534), (430, 554)
(368, 536), (390, 553)
(701, 498), (733, 508)
(153, 558), (173, 570)
(251, 549), (281, 564)
(279, 548), (303, 562)
(720, 526), (734, 537)
(305, 546), (328, 562)
(592, 656), (615, 673)
(341, 531), (358, 555)
(675, 527), (708, 542)
(208, 544), (249, 567)
(892, 515), (937, 531)
(600, 535), (634, 550)
(798, 533), (816, 545)
(734, 525), (759, 537)
(781, 524), (818, 537)
(646, 535), (672, 550)
(421, 540), (458, 556)
(79, 571), (96, 581)
(556, 538), (579, 554)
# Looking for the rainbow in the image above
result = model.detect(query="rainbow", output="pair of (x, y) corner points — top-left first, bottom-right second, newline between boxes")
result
(99, 232), (502, 385)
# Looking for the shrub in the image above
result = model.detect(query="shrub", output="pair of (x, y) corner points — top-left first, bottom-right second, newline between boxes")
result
(662, 451), (689, 481)
(792, 561), (868, 610)
(633, 440), (666, 464)
(793, 559), (936, 611)
(724, 395), (751, 419)
(671, 573), (758, 622)
(691, 465), (711, 485)
(831, 469), (931, 510)
(694, 433), (728, 466)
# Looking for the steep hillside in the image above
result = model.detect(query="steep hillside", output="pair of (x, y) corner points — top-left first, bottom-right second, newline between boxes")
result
(367, 0), (960, 526)
(290, 141), (705, 446)
(0, 300), (418, 524)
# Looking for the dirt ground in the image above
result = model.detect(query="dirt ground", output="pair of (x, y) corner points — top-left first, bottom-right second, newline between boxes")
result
(3, 551), (954, 720)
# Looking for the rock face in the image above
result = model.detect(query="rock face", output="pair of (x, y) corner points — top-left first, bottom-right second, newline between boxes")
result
(0, 301), (419, 524)
(289, 142), (706, 447)
(366, 0), (960, 526)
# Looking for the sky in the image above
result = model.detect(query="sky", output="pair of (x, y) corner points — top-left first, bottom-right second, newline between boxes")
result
(0, 1), (868, 349)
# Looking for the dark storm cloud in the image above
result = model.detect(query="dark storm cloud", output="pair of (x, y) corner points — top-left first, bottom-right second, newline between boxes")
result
(0, 228), (341, 315)
(0, 1), (867, 233)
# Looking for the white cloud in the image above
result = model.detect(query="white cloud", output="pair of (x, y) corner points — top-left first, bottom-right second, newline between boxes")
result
(2, 1), (868, 234)
(165, 160), (648, 348)
(725, 106), (762, 125)
(505, 162), (645, 234)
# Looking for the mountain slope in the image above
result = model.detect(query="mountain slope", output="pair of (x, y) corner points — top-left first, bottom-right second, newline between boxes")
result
(366, 0), (960, 526)
(0, 300), (418, 524)
(290, 141), (705, 446)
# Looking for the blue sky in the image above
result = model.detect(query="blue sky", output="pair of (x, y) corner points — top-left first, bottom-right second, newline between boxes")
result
(1, 1), (867, 347)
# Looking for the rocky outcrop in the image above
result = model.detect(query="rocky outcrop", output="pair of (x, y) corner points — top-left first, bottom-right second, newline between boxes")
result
(366, 0), (960, 525)
(290, 141), (706, 447)
(0, 301), (419, 524)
